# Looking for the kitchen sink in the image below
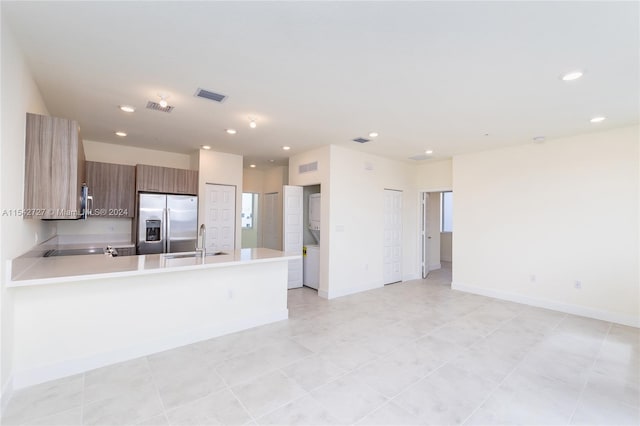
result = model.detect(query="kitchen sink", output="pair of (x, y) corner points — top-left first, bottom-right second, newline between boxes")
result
(163, 252), (228, 259)
(43, 248), (105, 257)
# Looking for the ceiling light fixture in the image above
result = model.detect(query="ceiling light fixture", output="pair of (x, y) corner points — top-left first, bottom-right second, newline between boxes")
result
(425, 150), (433, 155)
(249, 164), (256, 168)
(532, 136), (546, 143)
(590, 116), (606, 123)
(226, 129), (237, 134)
(119, 105), (135, 113)
(115, 131), (127, 137)
(249, 118), (257, 129)
(158, 94), (169, 108)
(368, 132), (379, 138)
(269, 159), (275, 163)
(201, 145), (211, 150)
(282, 146), (291, 151)
(561, 70), (584, 81)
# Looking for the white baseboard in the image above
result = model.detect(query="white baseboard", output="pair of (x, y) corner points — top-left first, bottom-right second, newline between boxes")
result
(452, 282), (639, 328)
(318, 289), (329, 299)
(428, 263), (441, 271)
(327, 281), (384, 299)
(0, 374), (13, 417)
(11, 309), (288, 390)
(403, 273), (419, 281)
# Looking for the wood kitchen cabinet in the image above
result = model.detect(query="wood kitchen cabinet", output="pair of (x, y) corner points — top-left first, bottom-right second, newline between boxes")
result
(85, 161), (135, 218)
(24, 113), (86, 219)
(136, 164), (198, 195)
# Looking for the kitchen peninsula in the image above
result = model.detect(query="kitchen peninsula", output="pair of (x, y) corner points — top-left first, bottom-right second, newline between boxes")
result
(7, 247), (299, 389)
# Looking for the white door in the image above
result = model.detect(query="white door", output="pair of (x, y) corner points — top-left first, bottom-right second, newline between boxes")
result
(205, 184), (236, 252)
(421, 192), (430, 278)
(263, 192), (280, 250)
(283, 185), (303, 289)
(383, 189), (403, 284)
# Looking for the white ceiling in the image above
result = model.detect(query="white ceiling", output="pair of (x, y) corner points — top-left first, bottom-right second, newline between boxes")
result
(3, 1), (638, 167)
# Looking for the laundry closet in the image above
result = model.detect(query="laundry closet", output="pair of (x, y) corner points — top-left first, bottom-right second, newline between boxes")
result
(302, 185), (321, 289)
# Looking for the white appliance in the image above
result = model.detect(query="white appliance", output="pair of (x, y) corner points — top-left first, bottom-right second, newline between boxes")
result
(309, 193), (321, 243)
(303, 245), (320, 289)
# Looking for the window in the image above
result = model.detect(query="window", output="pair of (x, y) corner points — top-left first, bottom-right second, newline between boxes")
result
(441, 191), (453, 232)
(241, 193), (255, 228)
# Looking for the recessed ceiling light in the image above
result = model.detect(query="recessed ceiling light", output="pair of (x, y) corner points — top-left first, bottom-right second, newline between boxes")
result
(249, 118), (257, 129)
(561, 70), (584, 81)
(269, 159), (275, 163)
(226, 129), (237, 134)
(282, 146), (291, 151)
(115, 131), (127, 137)
(119, 105), (135, 113)
(249, 164), (256, 168)
(158, 94), (169, 108)
(368, 132), (379, 138)
(201, 145), (211, 150)
(425, 150), (433, 155)
(532, 136), (546, 143)
(590, 116), (606, 123)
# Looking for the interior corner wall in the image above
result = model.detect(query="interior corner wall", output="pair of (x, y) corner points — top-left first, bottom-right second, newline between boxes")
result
(416, 159), (453, 191)
(198, 150), (243, 250)
(0, 17), (54, 406)
(327, 145), (418, 299)
(452, 126), (640, 326)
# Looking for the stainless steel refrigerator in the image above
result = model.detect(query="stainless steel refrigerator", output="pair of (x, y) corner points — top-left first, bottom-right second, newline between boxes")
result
(137, 193), (198, 255)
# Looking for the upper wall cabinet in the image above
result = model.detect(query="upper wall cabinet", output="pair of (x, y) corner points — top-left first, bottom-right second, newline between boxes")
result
(85, 161), (135, 218)
(24, 113), (86, 219)
(136, 164), (198, 195)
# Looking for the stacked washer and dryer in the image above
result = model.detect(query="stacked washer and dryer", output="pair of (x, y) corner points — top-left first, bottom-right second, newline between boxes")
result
(303, 193), (320, 290)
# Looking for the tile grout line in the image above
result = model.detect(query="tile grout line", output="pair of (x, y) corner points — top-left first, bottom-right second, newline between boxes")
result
(458, 312), (569, 425)
(142, 355), (172, 426)
(566, 321), (613, 424)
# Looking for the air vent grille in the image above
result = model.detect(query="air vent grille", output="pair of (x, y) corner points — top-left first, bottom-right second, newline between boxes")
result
(298, 161), (318, 174)
(146, 101), (174, 113)
(195, 88), (227, 103)
(353, 137), (370, 144)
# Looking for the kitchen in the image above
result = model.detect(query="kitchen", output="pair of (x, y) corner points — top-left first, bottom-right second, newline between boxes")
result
(1, 2), (638, 425)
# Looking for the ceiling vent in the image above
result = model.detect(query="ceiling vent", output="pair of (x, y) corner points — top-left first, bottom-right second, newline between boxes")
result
(353, 137), (370, 144)
(194, 88), (227, 103)
(146, 101), (174, 113)
(409, 154), (430, 161)
(298, 161), (318, 174)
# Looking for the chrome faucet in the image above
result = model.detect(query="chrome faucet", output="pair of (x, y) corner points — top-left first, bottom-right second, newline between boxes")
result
(196, 224), (207, 258)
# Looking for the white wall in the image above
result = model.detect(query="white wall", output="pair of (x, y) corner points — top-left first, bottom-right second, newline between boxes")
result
(291, 145), (419, 299)
(0, 17), (54, 407)
(415, 159), (453, 191)
(196, 150), (243, 250)
(83, 140), (192, 169)
(428, 192), (441, 270)
(452, 126), (639, 326)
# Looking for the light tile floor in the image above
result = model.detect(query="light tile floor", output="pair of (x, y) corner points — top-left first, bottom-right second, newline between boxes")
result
(3, 265), (639, 425)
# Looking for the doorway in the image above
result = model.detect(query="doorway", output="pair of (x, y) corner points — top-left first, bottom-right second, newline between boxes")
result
(420, 191), (453, 277)
(241, 193), (260, 248)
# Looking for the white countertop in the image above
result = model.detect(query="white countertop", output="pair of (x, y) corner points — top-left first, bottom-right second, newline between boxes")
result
(9, 248), (300, 288)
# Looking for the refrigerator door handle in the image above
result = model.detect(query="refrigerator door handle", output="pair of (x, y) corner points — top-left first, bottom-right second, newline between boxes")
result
(166, 208), (171, 253)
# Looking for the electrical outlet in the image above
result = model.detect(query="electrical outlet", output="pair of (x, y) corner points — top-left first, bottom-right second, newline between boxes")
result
(228, 289), (234, 299)
(365, 264), (369, 271)
(529, 274), (536, 283)
(574, 280), (582, 289)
